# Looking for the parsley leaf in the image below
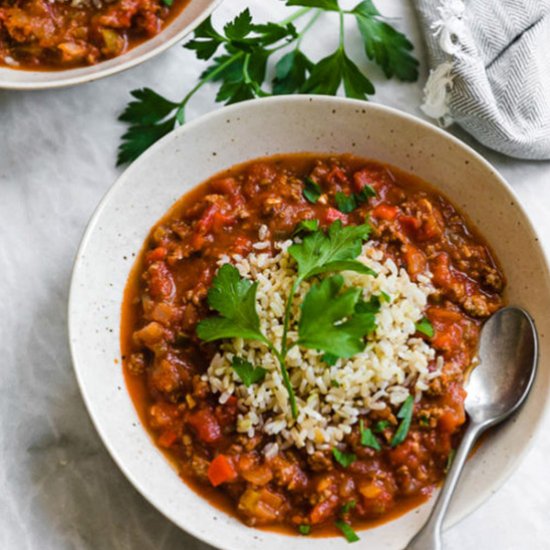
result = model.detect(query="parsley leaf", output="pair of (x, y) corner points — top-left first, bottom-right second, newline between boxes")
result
(355, 184), (376, 203)
(224, 8), (253, 41)
(273, 49), (314, 94)
(231, 357), (267, 387)
(303, 177), (322, 203)
(324, 353), (339, 366)
(390, 395), (414, 447)
(196, 264), (266, 342)
(302, 49), (375, 100)
(119, 88), (178, 126)
(360, 419), (381, 450)
(373, 420), (390, 432)
(415, 317), (435, 338)
(335, 520), (360, 543)
(117, 89), (178, 165)
(341, 500), (357, 514)
(335, 192), (357, 214)
(297, 275), (376, 358)
(286, 0), (340, 10)
(293, 219), (320, 237)
(332, 447), (357, 468)
(298, 524), (311, 535)
(335, 185), (376, 213)
(352, 1), (419, 82)
(184, 16), (225, 60)
(289, 220), (375, 283)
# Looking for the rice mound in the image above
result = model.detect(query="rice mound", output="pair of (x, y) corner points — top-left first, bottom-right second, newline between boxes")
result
(204, 226), (442, 456)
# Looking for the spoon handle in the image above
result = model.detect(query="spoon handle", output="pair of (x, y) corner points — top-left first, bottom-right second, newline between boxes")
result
(404, 423), (481, 550)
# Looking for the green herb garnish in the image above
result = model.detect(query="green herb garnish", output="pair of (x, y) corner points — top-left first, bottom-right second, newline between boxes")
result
(332, 448), (357, 468)
(303, 177), (322, 203)
(117, 4), (419, 164)
(231, 357), (267, 387)
(390, 395), (414, 447)
(196, 264), (266, 342)
(297, 275), (377, 359)
(335, 519), (360, 543)
(324, 353), (339, 366)
(380, 290), (391, 302)
(197, 221), (377, 420)
(341, 499), (357, 514)
(415, 317), (434, 338)
(335, 192), (358, 214)
(360, 419), (381, 450)
(331, 379), (341, 387)
(289, 220), (375, 281)
(298, 524), (311, 535)
(293, 218), (320, 237)
(373, 420), (390, 432)
(334, 185), (376, 214)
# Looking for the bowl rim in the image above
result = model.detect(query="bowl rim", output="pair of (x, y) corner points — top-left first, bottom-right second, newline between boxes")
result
(68, 95), (550, 548)
(0, 0), (223, 91)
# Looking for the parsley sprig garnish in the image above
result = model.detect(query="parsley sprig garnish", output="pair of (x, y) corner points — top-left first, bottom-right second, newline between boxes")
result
(117, 1), (419, 165)
(196, 220), (376, 419)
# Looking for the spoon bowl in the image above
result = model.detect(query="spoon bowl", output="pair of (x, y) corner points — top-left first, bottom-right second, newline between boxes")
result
(406, 306), (538, 550)
(466, 307), (538, 427)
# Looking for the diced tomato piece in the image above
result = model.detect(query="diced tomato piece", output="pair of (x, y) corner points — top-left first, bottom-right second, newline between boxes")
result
(403, 244), (427, 277)
(158, 429), (179, 448)
(210, 177), (238, 196)
(324, 207), (347, 224)
(431, 253), (453, 287)
(145, 246), (167, 264)
(187, 408), (222, 443)
(326, 166), (349, 186)
(429, 307), (465, 352)
(399, 214), (422, 236)
(372, 203), (398, 221)
(208, 454), (238, 487)
(438, 383), (466, 433)
(147, 262), (175, 301)
(197, 203), (235, 234)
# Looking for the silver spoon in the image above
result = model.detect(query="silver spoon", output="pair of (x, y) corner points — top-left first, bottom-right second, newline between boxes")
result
(405, 306), (538, 550)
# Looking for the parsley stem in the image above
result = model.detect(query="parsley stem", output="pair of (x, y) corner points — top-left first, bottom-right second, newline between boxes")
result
(280, 6), (311, 26)
(296, 10), (322, 49)
(264, 340), (298, 419)
(178, 51), (244, 115)
(281, 279), (301, 358)
(338, 10), (345, 49)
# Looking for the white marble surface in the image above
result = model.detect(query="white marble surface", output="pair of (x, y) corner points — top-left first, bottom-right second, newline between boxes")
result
(1, 1), (549, 549)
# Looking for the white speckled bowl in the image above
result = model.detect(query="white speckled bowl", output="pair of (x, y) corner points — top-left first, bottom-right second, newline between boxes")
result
(0, 0), (222, 90)
(69, 96), (550, 550)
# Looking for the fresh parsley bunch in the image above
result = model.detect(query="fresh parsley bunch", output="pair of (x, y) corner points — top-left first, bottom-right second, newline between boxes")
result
(117, 0), (419, 165)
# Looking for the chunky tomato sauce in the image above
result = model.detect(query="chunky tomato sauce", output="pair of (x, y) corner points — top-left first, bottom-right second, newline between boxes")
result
(121, 154), (504, 537)
(0, 0), (188, 69)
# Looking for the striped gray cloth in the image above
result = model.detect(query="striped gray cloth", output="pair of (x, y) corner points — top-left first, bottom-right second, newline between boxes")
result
(413, 0), (550, 159)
